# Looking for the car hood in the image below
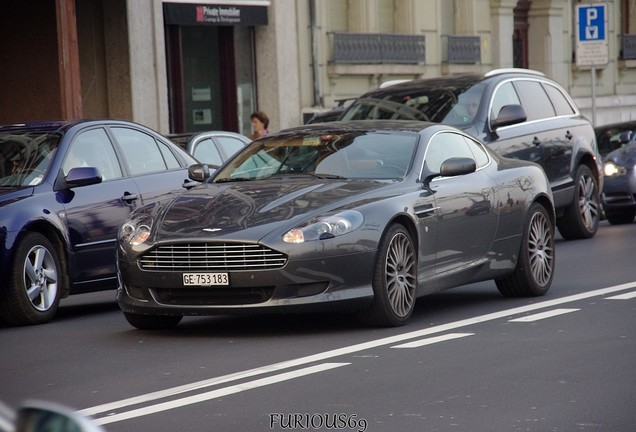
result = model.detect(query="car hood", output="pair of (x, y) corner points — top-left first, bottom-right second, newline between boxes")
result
(0, 186), (34, 205)
(153, 178), (393, 240)
(604, 143), (636, 166)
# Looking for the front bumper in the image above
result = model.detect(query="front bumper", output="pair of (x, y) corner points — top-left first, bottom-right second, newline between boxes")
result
(116, 250), (376, 316)
(601, 171), (636, 214)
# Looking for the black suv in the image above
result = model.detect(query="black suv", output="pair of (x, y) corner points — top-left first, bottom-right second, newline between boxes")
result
(341, 68), (603, 239)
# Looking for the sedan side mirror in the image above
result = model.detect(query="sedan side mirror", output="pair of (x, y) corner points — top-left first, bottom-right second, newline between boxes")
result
(64, 167), (102, 188)
(187, 163), (218, 182)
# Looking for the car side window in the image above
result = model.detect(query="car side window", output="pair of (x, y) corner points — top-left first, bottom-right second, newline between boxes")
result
(490, 82), (521, 121)
(425, 132), (475, 173)
(216, 136), (246, 160)
(513, 80), (556, 121)
(111, 127), (175, 175)
(463, 136), (490, 168)
(192, 138), (223, 165)
(157, 141), (181, 169)
(63, 128), (123, 180)
(543, 83), (576, 116)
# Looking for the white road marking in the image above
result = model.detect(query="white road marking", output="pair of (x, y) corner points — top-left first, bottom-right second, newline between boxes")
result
(93, 363), (350, 425)
(391, 332), (474, 348)
(80, 281), (636, 423)
(508, 308), (580, 322)
(605, 290), (636, 300)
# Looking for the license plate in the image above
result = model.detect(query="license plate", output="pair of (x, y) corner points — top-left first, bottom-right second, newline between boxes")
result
(182, 272), (229, 286)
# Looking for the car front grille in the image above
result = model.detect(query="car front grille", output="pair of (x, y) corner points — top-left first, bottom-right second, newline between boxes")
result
(139, 243), (288, 271)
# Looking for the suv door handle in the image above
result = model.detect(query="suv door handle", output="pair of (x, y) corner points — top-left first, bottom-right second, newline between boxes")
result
(532, 137), (541, 146)
(122, 192), (139, 202)
(565, 130), (573, 140)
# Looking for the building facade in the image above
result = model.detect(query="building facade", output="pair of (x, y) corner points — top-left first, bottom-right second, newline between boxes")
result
(1, 0), (635, 136)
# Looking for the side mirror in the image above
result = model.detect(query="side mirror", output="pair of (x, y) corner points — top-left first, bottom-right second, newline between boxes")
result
(618, 131), (632, 144)
(423, 157), (477, 187)
(64, 167), (102, 188)
(490, 104), (527, 130)
(16, 401), (104, 432)
(187, 163), (218, 182)
(439, 157), (477, 177)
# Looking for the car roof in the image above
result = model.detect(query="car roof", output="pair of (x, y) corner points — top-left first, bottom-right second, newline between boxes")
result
(267, 120), (444, 137)
(357, 68), (551, 99)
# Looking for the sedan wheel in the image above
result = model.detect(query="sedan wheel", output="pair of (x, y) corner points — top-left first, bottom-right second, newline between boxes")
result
(359, 224), (417, 326)
(0, 232), (62, 326)
(557, 165), (600, 239)
(497, 203), (555, 297)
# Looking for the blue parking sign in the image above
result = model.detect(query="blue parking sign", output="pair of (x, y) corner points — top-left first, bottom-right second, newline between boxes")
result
(575, 3), (608, 66)
(577, 5), (606, 42)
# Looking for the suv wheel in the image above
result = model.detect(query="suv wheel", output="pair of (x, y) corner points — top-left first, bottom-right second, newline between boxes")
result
(556, 165), (600, 240)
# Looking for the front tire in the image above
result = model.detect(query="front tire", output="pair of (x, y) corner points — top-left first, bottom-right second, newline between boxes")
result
(124, 312), (183, 330)
(0, 232), (62, 326)
(557, 165), (600, 239)
(496, 203), (555, 297)
(359, 224), (417, 327)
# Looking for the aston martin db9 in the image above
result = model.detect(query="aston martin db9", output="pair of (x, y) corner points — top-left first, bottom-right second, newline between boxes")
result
(116, 121), (556, 329)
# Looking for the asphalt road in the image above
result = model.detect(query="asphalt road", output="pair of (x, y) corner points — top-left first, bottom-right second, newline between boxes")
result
(1, 220), (635, 432)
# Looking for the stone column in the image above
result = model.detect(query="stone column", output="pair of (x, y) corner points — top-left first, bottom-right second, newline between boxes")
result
(254, 0), (301, 131)
(490, 0), (517, 68)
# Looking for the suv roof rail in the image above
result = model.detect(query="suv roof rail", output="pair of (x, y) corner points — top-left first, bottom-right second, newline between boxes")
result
(484, 68), (546, 78)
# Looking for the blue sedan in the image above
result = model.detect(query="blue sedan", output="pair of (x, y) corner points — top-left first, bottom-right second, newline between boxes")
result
(0, 120), (198, 326)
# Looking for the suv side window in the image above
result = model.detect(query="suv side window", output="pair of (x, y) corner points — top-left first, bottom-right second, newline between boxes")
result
(490, 82), (521, 120)
(543, 83), (576, 116)
(513, 80), (556, 121)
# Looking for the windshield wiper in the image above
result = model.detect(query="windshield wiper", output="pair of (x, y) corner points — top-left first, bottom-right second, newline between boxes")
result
(214, 177), (252, 183)
(267, 173), (348, 180)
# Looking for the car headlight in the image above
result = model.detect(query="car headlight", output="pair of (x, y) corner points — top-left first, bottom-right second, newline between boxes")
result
(283, 210), (364, 243)
(603, 162), (627, 177)
(120, 214), (153, 246)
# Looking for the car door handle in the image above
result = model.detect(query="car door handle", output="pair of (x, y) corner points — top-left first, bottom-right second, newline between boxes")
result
(532, 137), (541, 146)
(121, 192), (139, 202)
(565, 130), (573, 140)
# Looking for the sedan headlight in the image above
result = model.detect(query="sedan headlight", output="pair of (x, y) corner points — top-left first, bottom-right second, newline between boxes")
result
(283, 210), (364, 243)
(603, 162), (627, 177)
(120, 214), (154, 246)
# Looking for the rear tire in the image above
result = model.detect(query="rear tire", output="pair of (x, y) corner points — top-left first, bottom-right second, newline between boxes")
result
(358, 224), (417, 327)
(557, 165), (600, 239)
(0, 232), (62, 326)
(496, 203), (555, 297)
(123, 312), (183, 330)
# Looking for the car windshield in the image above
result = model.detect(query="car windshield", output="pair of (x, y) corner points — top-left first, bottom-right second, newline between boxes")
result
(213, 131), (418, 182)
(0, 131), (61, 187)
(341, 79), (486, 127)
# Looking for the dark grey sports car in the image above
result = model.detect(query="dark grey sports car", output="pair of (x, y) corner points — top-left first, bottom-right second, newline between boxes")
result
(116, 121), (556, 329)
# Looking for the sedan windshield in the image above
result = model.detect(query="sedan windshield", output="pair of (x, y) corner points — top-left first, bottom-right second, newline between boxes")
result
(213, 131), (418, 182)
(0, 132), (60, 187)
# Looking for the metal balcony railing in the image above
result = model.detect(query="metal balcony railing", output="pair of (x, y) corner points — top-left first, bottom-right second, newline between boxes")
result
(442, 35), (481, 64)
(332, 32), (425, 65)
(620, 34), (636, 60)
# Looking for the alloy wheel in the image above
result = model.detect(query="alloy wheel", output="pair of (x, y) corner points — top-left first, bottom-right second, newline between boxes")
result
(385, 232), (416, 317)
(528, 210), (554, 287)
